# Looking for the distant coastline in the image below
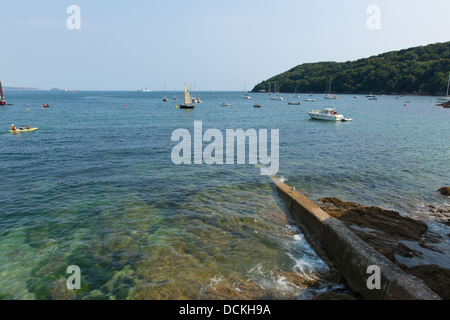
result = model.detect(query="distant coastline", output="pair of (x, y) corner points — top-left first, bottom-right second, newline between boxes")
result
(252, 41), (450, 96)
(3, 87), (41, 92)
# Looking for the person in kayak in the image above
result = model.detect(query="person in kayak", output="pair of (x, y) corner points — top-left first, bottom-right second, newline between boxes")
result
(27, 125), (31, 129)
(20, 125), (24, 130)
(11, 124), (17, 131)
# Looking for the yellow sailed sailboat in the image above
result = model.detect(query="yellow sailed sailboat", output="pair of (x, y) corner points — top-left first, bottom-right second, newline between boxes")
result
(180, 84), (194, 109)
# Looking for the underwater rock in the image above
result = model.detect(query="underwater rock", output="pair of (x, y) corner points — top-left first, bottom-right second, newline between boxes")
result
(438, 187), (450, 196)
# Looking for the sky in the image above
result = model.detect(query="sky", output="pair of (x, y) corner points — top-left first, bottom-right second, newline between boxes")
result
(1, 0), (449, 91)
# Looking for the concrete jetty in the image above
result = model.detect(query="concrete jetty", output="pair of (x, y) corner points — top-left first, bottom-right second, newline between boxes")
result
(270, 175), (441, 300)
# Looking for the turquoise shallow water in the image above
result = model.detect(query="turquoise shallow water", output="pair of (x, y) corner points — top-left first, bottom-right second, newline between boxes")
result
(0, 91), (449, 299)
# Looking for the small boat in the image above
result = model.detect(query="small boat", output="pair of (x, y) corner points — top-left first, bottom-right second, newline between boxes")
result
(304, 98), (315, 102)
(271, 82), (283, 100)
(271, 95), (284, 101)
(367, 95), (377, 100)
(180, 84), (195, 109)
(254, 104), (261, 108)
(138, 88), (151, 92)
(221, 102), (230, 106)
(42, 104), (50, 108)
(0, 81), (6, 105)
(288, 101), (300, 105)
(9, 127), (39, 133)
(243, 82), (251, 99)
(162, 83), (169, 101)
(437, 74), (450, 102)
(324, 78), (338, 99)
(308, 108), (352, 121)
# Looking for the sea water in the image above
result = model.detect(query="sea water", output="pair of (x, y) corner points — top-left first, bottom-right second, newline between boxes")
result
(0, 91), (448, 299)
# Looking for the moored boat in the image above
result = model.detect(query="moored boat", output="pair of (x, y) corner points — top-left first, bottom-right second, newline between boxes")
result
(180, 84), (195, 109)
(324, 78), (338, 99)
(308, 108), (352, 121)
(437, 74), (450, 102)
(0, 81), (6, 105)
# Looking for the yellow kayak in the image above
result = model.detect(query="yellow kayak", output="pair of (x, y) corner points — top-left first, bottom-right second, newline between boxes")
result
(9, 128), (39, 133)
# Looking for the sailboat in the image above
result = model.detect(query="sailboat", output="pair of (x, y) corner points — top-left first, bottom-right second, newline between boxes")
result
(270, 82), (283, 100)
(180, 84), (194, 109)
(243, 82), (251, 99)
(163, 83), (169, 101)
(0, 81), (6, 105)
(324, 78), (338, 99)
(437, 74), (450, 102)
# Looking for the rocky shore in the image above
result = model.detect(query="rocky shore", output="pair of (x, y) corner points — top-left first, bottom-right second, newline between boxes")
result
(437, 101), (450, 108)
(315, 196), (450, 300)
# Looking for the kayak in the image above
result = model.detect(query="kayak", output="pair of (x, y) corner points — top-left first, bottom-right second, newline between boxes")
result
(9, 128), (39, 133)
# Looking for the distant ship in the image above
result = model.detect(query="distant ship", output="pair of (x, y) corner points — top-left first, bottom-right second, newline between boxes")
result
(138, 88), (152, 92)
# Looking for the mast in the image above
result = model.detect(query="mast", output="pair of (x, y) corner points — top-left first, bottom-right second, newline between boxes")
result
(447, 74), (450, 97)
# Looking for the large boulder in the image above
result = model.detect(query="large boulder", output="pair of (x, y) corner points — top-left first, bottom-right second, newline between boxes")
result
(438, 187), (450, 196)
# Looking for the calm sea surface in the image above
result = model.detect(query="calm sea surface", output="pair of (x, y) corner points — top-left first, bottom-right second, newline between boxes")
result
(0, 91), (449, 299)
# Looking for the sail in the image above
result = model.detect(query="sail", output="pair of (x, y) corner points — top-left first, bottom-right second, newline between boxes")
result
(184, 84), (192, 104)
(0, 81), (4, 99)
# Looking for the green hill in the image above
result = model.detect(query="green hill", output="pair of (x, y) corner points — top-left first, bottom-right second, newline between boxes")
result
(252, 42), (450, 95)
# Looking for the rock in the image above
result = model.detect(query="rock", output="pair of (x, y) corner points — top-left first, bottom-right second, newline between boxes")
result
(407, 265), (450, 300)
(438, 187), (450, 196)
(318, 197), (450, 300)
(437, 101), (450, 108)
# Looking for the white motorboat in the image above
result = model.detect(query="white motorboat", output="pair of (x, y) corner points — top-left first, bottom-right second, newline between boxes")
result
(288, 101), (300, 105)
(304, 98), (316, 102)
(221, 102), (230, 106)
(308, 108), (352, 121)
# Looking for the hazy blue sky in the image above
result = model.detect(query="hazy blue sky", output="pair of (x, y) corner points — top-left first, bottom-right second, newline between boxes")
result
(1, 0), (449, 91)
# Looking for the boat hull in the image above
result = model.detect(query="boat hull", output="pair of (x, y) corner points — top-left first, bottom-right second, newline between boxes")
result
(308, 112), (344, 121)
(180, 105), (194, 109)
